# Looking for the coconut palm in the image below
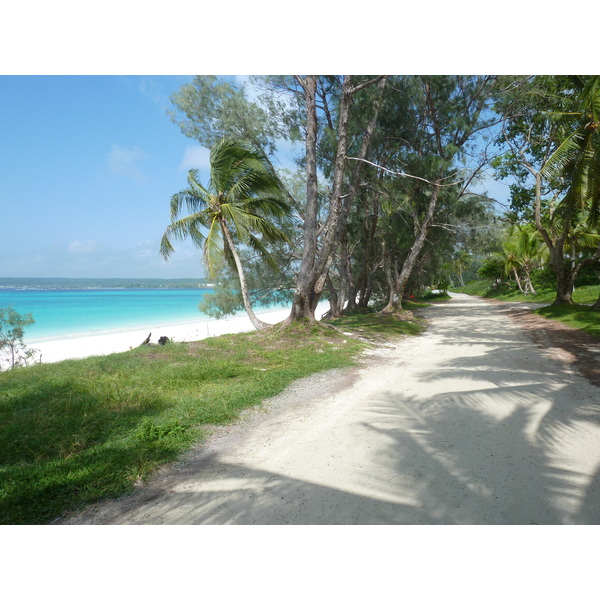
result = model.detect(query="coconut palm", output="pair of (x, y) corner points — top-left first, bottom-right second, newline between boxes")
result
(503, 226), (544, 295)
(543, 76), (600, 226)
(160, 137), (291, 330)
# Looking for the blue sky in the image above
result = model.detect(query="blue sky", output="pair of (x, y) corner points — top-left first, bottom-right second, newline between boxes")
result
(0, 75), (249, 279)
(0, 75), (514, 280)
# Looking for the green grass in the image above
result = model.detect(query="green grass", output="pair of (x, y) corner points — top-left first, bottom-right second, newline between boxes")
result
(533, 304), (600, 339)
(0, 310), (426, 524)
(330, 309), (427, 344)
(453, 279), (600, 305)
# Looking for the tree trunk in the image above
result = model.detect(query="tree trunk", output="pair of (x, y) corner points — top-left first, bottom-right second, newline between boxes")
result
(531, 171), (576, 305)
(336, 76), (388, 315)
(325, 275), (343, 318)
(553, 262), (576, 305)
(524, 267), (536, 295)
(284, 76), (377, 326)
(381, 182), (440, 313)
(220, 219), (268, 330)
(512, 267), (525, 294)
(284, 76), (320, 324)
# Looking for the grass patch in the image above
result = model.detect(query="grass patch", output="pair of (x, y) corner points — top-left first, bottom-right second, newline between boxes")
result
(453, 280), (600, 305)
(330, 307), (427, 344)
(0, 310), (428, 524)
(533, 305), (600, 340)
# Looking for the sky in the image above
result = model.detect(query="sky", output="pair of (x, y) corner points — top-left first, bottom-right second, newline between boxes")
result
(0, 75), (302, 279)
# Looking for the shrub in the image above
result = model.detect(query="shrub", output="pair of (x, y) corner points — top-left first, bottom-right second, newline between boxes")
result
(477, 255), (505, 281)
(0, 307), (37, 370)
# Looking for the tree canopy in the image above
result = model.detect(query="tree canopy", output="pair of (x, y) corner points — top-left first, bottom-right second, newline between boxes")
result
(164, 75), (600, 323)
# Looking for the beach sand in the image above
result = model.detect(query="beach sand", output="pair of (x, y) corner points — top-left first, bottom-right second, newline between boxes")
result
(27, 303), (329, 365)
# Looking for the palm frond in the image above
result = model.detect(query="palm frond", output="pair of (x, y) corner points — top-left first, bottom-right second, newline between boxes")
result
(160, 214), (207, 259)
(247, 234), (280, 271)
(243, 195), (292, 219)
(541, 129), (584, 181)
(202, 216), (223, 275)
(187, 169), (211, 199)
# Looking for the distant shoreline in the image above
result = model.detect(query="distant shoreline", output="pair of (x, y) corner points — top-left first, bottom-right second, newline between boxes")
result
(0, 277), (211, 290)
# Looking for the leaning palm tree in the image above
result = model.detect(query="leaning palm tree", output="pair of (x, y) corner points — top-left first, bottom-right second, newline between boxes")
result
(160, 137), (291, 330)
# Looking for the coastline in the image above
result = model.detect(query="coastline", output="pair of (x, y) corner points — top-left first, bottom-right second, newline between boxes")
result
(26, 303), (329, 365)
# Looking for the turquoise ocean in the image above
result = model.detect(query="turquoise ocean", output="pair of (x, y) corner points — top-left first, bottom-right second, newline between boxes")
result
(0, 284), (232, 343)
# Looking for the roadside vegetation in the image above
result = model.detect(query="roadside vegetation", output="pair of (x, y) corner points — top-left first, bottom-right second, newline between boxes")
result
(0, 308), (428, 525)
(453, 280), (600, 338)
(453, 280), (600, 305)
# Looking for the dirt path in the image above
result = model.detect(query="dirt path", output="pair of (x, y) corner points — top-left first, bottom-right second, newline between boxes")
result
(62, 294), (600, 525)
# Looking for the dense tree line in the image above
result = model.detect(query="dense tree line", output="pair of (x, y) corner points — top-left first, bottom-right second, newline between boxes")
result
(161, 75), (600, 328)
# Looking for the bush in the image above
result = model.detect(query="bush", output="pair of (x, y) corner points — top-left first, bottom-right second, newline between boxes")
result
(0, 307), (37, 370)
(477, 255), (505, 281)
(530, 266), (557, 288)
(575, 263), (600, 287)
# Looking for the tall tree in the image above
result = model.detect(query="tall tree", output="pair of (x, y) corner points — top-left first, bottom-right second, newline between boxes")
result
(282, 75), (385, 325)
(494, 75), (600, 305)
(375, 75), (499, 312)
(160, 137), (291, 330)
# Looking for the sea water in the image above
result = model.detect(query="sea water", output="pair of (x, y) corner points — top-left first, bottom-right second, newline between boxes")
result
(0, 287), (224, 343)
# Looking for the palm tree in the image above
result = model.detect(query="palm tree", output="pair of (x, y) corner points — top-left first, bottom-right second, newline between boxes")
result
(453, 250), (471, 287)
(503, 226), (544, 295)
(160, 137), (291, 330)
(542, 76), (600, 227)
(540, 76), (600, 305)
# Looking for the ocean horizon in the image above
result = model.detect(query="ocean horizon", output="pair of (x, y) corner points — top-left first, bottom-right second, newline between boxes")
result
(0, 278), (285, 343)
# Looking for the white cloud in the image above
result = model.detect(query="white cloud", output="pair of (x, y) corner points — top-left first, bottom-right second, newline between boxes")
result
(137, 76), (166, 108)
(68, 240), (100, 255)
(108, 144), (147, 181)
(179, 146), (211, 172)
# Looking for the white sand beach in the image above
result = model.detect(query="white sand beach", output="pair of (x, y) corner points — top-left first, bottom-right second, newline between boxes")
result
(27, 303), (329, 366)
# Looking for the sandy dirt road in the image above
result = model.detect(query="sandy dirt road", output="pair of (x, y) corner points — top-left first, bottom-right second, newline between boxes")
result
(63, 293), (600, 525)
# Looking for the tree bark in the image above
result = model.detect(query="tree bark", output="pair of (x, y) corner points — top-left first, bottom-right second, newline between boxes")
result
(284, 76), (381, 326)
(381, 182), (440, 313)
(524, 266), (536, 295)
(220, 218), (268, 330)
(512, 267), (525, 294)
(530, 171), (576, 305)
(336, 76), (388, 314)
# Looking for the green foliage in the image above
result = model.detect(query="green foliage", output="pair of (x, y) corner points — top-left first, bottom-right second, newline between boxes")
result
(477, 254), (505, 280)
(0, 307), (36, 370)
(455, 279), (600, 306)
(168, 76), (285, 156)
(161, 137), (290, 271)
(161, 137), (293, 328)
(420, 290), (451, 300)
(575, 262), (600, 286)
(531, 266), (558, 288)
